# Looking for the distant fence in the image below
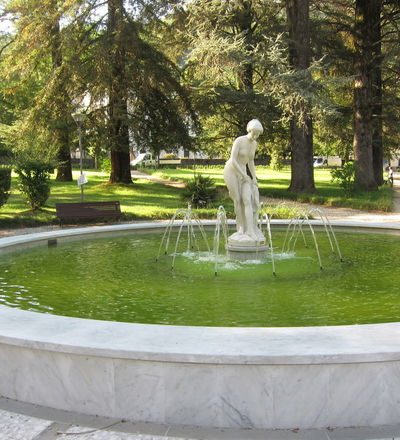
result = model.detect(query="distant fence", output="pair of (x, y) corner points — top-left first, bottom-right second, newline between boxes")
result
(71, 158), (95, 168)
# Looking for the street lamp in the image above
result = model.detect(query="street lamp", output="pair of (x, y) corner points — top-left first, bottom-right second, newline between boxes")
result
(72, 112), (87, 202)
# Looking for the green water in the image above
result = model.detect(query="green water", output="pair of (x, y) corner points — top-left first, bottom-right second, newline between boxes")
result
(0, 231), (399, 327)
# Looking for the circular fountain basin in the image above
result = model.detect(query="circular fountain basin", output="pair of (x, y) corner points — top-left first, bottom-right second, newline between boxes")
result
(0, 221), (400, 431)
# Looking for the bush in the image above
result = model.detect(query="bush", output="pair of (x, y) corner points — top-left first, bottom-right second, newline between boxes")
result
(269, 152), (285, 171)
(331, 162), (355, 196)
(182, 174), (218, 208)
(0, 166), (12, 208)
(15, 160), (54, 210)
(100, 158), (111, 173)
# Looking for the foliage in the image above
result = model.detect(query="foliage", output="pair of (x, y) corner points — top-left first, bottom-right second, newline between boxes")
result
(15, 160), (54, 210)
(261, 204), (314, 220)
(269, 151), (285, 171)
(0, 0), (77, 179)
(0, 165), (12, 208)
(0, 0), (197, 183)
(100, 158), (112, 173)
(331, 162), (356, 196)
(181, 174), (218, 208)
(162, 153), (179, 159)
(1, 0), (400, 196)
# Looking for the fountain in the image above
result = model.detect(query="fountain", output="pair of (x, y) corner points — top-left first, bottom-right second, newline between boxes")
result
(0, 219), (399, 431)
(0, 120), (399, 431)
(155, 202), (342, 280)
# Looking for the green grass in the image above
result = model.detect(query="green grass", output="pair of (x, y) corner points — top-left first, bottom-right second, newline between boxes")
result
(0, 166), (394, 229)
(0, 170), (226, 228)
(145, 166), (393, 212)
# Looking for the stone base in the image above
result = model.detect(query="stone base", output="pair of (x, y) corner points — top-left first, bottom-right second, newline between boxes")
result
(226, 231), (268, 261)
(226, 242), (269, 261)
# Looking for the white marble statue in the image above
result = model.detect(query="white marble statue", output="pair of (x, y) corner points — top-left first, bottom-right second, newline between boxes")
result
(224, 119), (265, 245)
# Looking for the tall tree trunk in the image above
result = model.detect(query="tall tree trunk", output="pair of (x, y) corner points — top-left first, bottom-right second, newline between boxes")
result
(371, 0), (384, 186)
(50, 14), (73, 182)
(56, 124), (73, 181)
(108, 0), (132, 184)
(286, 0), (315, 193)
(237, 1), (253, 92)
(353, 0), (378, 190)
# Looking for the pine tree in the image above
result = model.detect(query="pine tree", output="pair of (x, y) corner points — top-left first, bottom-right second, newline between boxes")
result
(353, 0), (379, 190)
(286, 0), (315, 193)
(1, 0), (77, 175)
(107, 0), (131, 183)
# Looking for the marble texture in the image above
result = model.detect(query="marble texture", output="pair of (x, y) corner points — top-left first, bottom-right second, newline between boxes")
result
(0, 409), (51, 440)
(0, 223), (400, 430)
(61, 428), (184, 440)
(223, 119), (264, 244)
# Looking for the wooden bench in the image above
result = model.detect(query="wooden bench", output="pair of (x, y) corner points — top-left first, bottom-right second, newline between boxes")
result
(56, 201), (122, 224)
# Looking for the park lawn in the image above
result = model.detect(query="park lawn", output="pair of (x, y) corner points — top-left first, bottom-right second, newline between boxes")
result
(146, 166), (393, 212)
(0, 170), (224, 228)
(0, 166), (393, 229)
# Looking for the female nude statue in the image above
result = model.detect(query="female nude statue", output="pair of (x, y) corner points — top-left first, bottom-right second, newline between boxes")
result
(223, 119), (264, 243)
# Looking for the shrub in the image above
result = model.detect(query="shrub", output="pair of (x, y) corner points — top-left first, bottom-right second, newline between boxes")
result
(15, 160), (54, 210)
(331, 162), (355, 196)
(269, 152), (285, 171)
(100, 158), (111, 173)
(182, 174), (218, 208)
(0, 166), (12, 208)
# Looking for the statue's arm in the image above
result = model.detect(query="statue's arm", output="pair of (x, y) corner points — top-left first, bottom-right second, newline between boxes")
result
(229, 139), (250, 181)
(248, 157), (258, 185)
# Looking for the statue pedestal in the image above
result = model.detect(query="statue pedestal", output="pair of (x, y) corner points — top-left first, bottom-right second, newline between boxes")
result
(226, 232), (268, 261)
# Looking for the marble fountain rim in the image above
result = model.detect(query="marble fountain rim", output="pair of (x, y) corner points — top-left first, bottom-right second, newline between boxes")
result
(0, 220), (400, 366)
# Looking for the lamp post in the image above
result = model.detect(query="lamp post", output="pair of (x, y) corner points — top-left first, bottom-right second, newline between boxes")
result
(72, 112), (87, 202)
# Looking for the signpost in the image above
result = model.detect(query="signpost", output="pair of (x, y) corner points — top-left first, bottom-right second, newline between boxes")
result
(72, 112), (87, 202)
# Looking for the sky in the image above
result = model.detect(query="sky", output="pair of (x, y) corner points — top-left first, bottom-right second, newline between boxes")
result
(0, 7), (14, 35)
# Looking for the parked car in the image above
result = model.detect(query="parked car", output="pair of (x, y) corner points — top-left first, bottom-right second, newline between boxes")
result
(313, 157), (327, 167)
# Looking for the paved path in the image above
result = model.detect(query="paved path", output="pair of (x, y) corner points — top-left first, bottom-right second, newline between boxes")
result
(132, 170), (185, 188)
(1, 396), (400, 440)
(261, 172), (400, 223)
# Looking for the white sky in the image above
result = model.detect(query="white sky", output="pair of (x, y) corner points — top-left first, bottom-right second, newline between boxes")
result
(0, 5), (15, 34)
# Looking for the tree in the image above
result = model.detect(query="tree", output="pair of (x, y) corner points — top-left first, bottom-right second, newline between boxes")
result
(312, 0), (399, 185)
(107, 0), (132, 183)
(353, 0), (379, 190)
(1, 0), (75, 179)
(371, 0), (383, 186)
(286, 0), (315, 193)
(310, 1), (354, 162)
(84, 0), (197, 180)
(48, 1), (73, 181)
(1, 0), (196, 184)
(174, 1), (285, 153)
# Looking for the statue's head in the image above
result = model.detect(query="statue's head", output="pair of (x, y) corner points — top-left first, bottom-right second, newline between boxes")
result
(246, 119), (263, 135)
